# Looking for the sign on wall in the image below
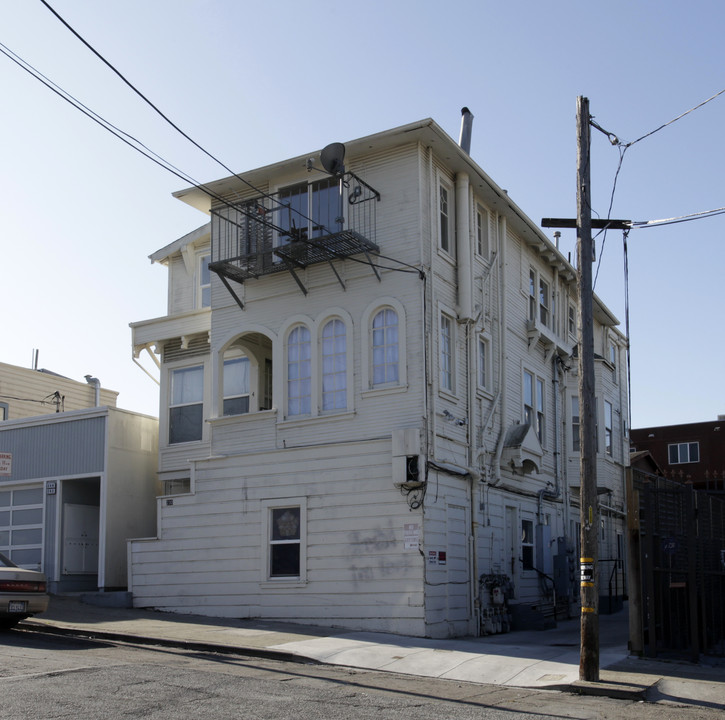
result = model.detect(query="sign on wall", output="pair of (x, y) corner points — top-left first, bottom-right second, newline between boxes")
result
(0, 452), (11, 476)
(404, 523), (420, 550)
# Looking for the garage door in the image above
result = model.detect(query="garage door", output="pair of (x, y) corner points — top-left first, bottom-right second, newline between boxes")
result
(0, 486), (44, 570)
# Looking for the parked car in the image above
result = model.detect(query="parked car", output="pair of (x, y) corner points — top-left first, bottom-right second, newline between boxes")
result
(0, 552), (49, 629)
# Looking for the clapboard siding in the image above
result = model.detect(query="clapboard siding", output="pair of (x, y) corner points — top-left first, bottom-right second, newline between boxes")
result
(130, 120), (629, 637)
(129, 437), (427, 630)
(0, 362), (118, 420)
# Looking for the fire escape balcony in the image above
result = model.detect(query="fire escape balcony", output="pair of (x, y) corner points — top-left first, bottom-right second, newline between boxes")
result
(209, 172), (380, 307)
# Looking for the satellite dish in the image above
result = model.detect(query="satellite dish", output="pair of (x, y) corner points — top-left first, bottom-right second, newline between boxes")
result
(320, 142), (345, 176)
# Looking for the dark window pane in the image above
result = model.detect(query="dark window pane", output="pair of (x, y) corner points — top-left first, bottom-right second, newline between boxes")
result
(271, 508), (300, 541)
(271, 544), (300, 577)
(522, 546), (534, 571)
(223, 396), (250, 416)
(668, 444), (679, 464)
(311, 178), (342, 238)
(689, 443), (699, 462)
(169, 404), (203, 444)
(279, 184), (308, 243)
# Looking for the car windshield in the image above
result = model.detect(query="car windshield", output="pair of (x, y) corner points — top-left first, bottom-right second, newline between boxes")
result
(0, 552), (18, 568)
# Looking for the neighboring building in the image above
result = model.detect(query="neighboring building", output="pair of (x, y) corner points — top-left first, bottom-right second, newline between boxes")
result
(0, 362), (159, 592)
(630, 418), (725, 495)
(0, 361), (118, 420)
(129, 117), (629, 637)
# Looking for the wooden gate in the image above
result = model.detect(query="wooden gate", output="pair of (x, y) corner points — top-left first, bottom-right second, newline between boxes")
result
(628, 469), (725, 660)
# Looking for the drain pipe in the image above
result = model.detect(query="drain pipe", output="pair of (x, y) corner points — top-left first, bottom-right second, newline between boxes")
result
(492, 215), (508, 485)
(85, 375), (101, 407)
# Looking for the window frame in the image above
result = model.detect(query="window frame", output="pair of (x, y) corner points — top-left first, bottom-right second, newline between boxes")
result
(260, 497), (307, 586)
(361, 299), (406, 394)
(168, 364), (205, 445)
(198, 253), (211, 309)
(668, 442), (700, 465)
(320, 317), (347, 413)
(568, 303), (577, 339)
(528, 269), (537, 322)
(523, 369), (545, 444)
(276, 177), (345, 249)
(477, 336), (489, 391)
(476, 204), (489, 259)
(539, 277), (550, 327)
(438, 180), (453, 255)
(0, 402), (8, 421)
(222, 355), (251, 416)
(371, 308), (400, 387)
(604, 400), (613, 457)
(609, 342), (618, 384)
(286, 324), (312, 418)
(521, 518), (534, 571)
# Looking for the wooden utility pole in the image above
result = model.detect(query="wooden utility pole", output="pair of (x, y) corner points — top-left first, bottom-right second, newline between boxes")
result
(576, 95), (600, 682)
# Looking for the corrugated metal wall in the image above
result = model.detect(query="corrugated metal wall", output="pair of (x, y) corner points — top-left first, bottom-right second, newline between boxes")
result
(0, 417), (106, 481)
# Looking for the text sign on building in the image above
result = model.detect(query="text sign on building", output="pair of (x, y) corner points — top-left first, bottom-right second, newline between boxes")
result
(46, 481), (57, 495)
(0, 452), (11, 476)
(404, 523), (420, 550)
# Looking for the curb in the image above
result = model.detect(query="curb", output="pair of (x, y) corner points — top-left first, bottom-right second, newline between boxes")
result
(18, 620), (661, 703)
(18, 620), (321, 667)
(567, 679), (650, 701)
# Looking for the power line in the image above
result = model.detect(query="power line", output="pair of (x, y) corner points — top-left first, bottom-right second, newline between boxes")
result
(591, 88), (725, 286)
(30, 2), (421, 278)
(0, 41), (416, 277)
(624, 88), (725, 148)
(631, 206), (725, 229)
(38, 1), (325, 227)
(0, 41), (198, 188)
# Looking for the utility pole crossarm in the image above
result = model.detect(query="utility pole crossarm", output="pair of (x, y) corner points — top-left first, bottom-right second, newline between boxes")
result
(541, 218), (631, 230)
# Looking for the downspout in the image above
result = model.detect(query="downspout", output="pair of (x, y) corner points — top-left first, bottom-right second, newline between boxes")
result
(492, 215), (508, 485)
(455, 169), (479, 632)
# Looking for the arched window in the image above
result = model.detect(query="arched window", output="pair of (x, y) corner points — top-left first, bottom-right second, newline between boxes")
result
(321, 318), (346, 411)
(372, 308), (398, 386)
(287, 325), (311, 416)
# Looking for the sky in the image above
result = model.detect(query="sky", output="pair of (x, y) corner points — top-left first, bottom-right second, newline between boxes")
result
(1, 0), (723, 427)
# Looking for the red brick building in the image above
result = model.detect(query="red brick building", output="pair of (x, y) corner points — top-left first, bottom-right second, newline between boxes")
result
(630, 417), (725, 495)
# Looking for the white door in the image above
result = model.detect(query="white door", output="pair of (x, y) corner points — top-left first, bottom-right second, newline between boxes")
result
(63, 504), (99, 574)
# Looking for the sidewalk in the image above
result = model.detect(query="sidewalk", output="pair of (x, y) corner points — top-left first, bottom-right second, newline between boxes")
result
(19, 595), (725, 708)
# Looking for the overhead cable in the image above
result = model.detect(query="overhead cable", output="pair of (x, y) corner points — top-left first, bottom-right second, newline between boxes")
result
(0, 42), (416, 276)
(630, 206), (725, 228)
(34, 2), (420, 276)
(624, 88), (725, 148)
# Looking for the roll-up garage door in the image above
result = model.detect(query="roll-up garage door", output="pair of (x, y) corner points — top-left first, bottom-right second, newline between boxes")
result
(0, 486), (44, 570)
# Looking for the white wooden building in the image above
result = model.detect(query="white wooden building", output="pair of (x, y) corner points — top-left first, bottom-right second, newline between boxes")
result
(129, 118), (629, 638)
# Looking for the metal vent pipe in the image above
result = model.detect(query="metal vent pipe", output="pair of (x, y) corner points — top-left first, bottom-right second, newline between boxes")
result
(85, 375), (101, 407)
(459, 107), (474, 154)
